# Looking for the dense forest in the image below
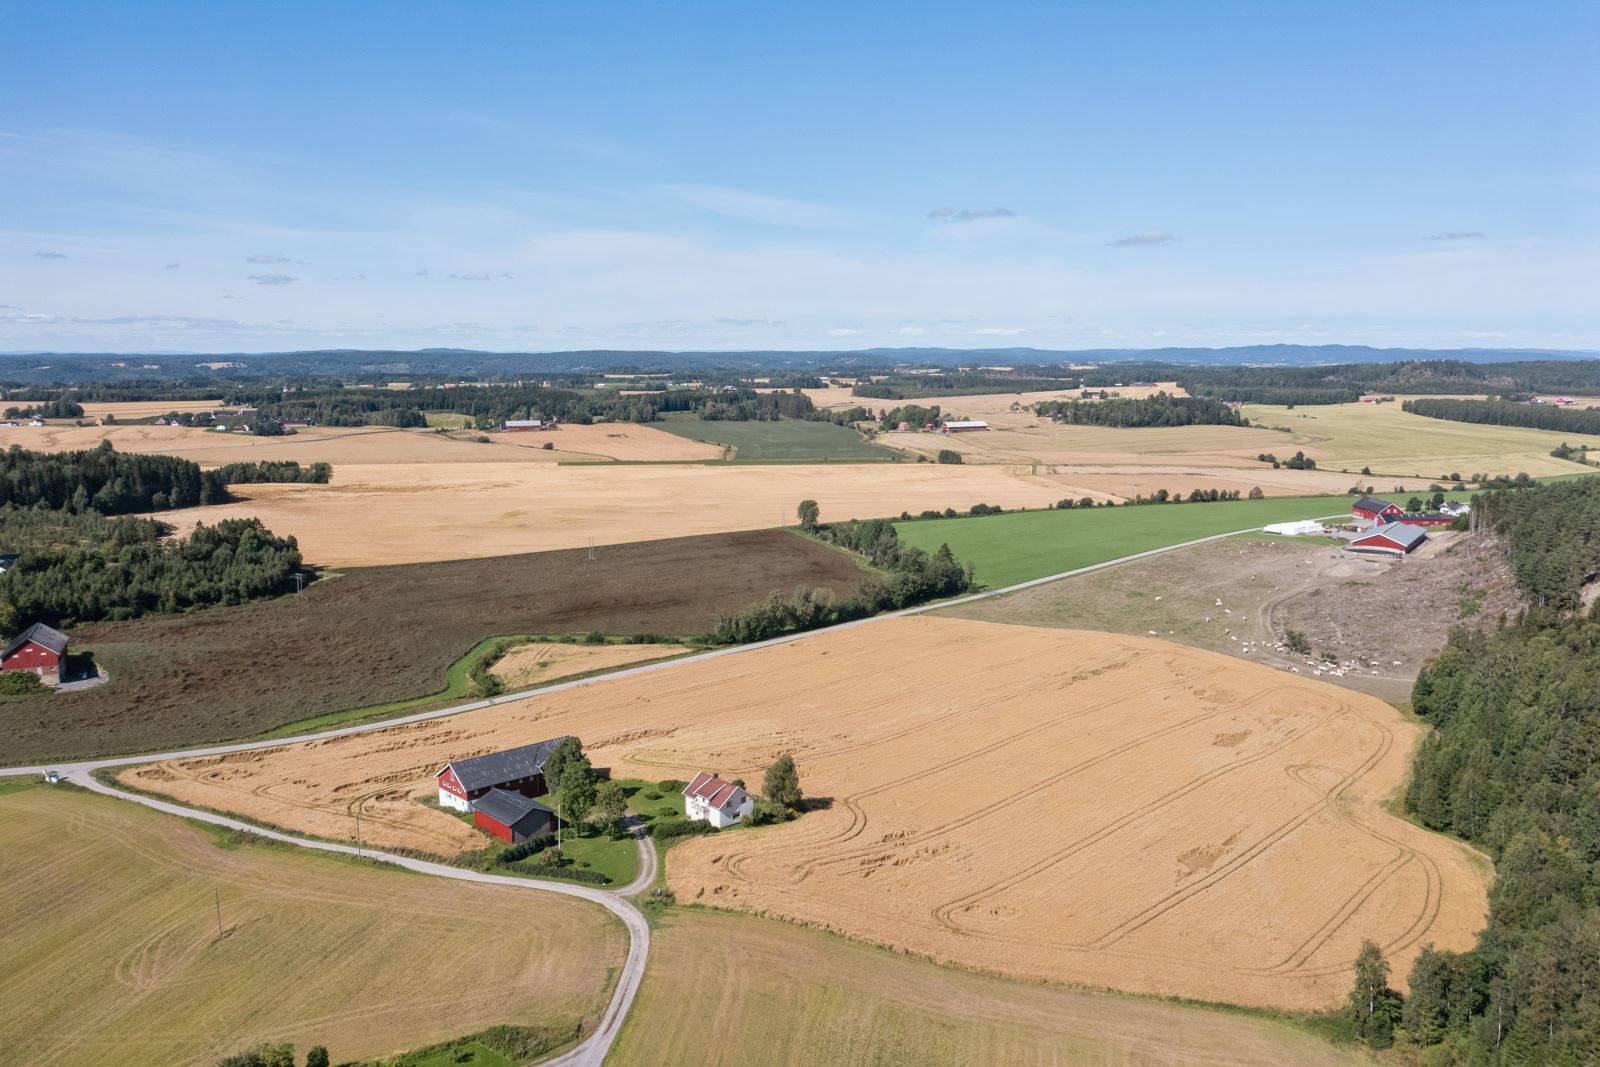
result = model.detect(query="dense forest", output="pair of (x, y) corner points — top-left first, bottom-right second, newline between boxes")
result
(1152, 360), (1600, 407)
(0, 515), (304, 626)
(1404, 398), (1600, 437)
(1033, 393), (1246, 428)
(1393, 477), (1600, 1063)
(0, 443), (228, 513)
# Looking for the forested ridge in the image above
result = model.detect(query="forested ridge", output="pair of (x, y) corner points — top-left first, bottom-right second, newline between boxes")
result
(1390, 476), (1600, 1063)
(1404, 398), (1600, 437)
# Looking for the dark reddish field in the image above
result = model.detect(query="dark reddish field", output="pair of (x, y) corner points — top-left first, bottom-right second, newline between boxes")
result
(0, 530), (863, 764)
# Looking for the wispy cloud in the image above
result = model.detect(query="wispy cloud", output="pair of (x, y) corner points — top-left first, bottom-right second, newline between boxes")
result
(451, 272), (492, 281)
(32, 251), (67, 259)
(163, 262), (181, 269)
(1426, 231), (1486, 241)
(715, 317), (787, 328)
(656, 183), (841, 228)
(413, 268), (429, 276)
(247, 273), (298, 285)
(1109, 229), (1181, 247)
(246, 253), (293, 263)
(972, 326), (1030, 336)
(928, 207), (1017, 222)
(827, 327), (865, 337)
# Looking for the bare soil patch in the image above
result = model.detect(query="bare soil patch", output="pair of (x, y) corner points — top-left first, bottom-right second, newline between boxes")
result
(0, 529), (865, 764)
(945, 533), (1520, 703)
(130, 616), (1487, 1010)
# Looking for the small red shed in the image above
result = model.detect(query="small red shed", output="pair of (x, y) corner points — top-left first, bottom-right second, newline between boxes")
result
(472, 788), (556, 844)
(1, 622), (68, 685)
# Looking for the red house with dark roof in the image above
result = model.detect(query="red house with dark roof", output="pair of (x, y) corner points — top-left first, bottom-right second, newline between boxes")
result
(1, 622), (68, 685)
(1352, 495), (1405, 524)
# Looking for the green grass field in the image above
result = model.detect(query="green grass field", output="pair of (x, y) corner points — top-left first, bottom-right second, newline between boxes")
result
(896, 494), (1465, 588)
(653, 413), (896, 463)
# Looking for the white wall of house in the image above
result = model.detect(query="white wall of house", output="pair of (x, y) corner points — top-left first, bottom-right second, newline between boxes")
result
(438, 786), (470, 812)
(686, 790), (754, 827)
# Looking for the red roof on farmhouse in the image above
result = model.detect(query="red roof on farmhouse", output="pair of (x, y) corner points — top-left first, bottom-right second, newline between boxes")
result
(684, 771), (741, 808)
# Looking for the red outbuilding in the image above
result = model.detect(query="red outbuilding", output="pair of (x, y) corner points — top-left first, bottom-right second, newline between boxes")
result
(1346, 522), (1428, 557)
(1352, 495), (1405, 523)
(1395, 513), (1456, 527)
(1, 622), (68, 685)
(471, 787), (556, 844)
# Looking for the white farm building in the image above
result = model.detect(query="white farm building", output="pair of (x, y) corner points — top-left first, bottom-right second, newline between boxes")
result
(1262, 520), (1327, 537)
(683, 772), (754, 828)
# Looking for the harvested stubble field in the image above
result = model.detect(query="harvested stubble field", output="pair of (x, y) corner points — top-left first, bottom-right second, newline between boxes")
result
(0, 421), (718, 466)
(1241, 398), (1600, 479)
(157, 461), (1077, 566)
(652, 413), (897, 463)
(943, 532), (1520, 703)
(0, 783), (623, 1067)
(489, 641), (687, 691)
(129, 616), (1488, 1010)
(611, 909), (1376, 1067)
(0, 529), (865, 764)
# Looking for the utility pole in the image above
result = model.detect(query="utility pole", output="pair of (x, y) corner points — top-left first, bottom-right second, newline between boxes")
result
(556, 801), (563, 854)
(214, 888), (222, 937)
(355, 808), (362, 858)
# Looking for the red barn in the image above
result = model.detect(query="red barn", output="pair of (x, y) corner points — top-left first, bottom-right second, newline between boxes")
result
(1, 622), (68, 685)
(1346, 522), (1428, 557)
(1352, 495), (1404, 523)
(471, 788), (555, 844)
(436, 736), (568, 812)
(1396, 513), (1455, 527)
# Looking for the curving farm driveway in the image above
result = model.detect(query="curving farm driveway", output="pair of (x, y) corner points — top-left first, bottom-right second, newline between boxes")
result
(2, 517), (1340, 1065)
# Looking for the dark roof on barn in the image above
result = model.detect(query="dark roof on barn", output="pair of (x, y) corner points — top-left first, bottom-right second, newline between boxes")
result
(440, 736), (569, 793)
(1353, 495), (1399, 514)
(472, 787), (554, 829)
(1354, 522), (1428, 549)
(3, 622), (68, 659)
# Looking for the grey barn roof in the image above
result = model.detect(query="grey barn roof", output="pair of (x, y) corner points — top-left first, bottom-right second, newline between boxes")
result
(1353, 495), (1398, 514)
(442, 736), (569, 793)
(471, 787), (554, 828)
(3, 622), (68, 659)
(1358, 522), (1428, 549)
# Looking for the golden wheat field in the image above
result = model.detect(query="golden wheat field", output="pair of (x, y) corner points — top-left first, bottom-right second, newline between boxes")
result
(0, 421), (720, 466)
(126, 616), (1487, 1010)
(155, 462), (1078, 566)
(489, 641), (687, 691)
(0, 783), (623, 1067)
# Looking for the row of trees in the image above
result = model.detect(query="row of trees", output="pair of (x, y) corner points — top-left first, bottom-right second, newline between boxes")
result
(1035, 393), (1246, 428)
(213, 461), (332, 485)
(4, 398), (84, 418)
(851, 373), (1079, 400)
(1403, 397), (1600, 436)
(0, 441), (229, 514)
(216, 1044), (327, 1067)
(710, 505), (974, 644)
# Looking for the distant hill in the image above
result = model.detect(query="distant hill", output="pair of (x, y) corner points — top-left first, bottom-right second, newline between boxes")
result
(1, 344), (1595, 384)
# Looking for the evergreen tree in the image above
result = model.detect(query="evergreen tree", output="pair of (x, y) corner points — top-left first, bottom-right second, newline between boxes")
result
(1349, 940), (1400, 1048)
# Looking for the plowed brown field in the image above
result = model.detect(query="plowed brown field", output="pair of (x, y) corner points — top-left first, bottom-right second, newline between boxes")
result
(127, 616), (1487, 1010)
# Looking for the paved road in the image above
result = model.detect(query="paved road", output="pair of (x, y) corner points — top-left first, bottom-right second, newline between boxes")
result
(4, 517), (1340, 1065)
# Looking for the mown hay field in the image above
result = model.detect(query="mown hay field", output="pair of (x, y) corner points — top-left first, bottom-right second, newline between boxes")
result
(652, 414), (898, 463)
(1, 530), (864, 764)
(0, 782), (622, 1067)
(128, 616), (1488, 1010)
(156, 462), (1077, 566)
(1241, 398), (1600, 479)
(612, 909), (1376, 1067)
(489, 641), (687, 691)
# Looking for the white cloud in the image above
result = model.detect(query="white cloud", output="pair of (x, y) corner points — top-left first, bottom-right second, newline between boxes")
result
(1109, 229), (1181, 247)
(246, 253), (293, 264)
(972, 327), (1030, 336)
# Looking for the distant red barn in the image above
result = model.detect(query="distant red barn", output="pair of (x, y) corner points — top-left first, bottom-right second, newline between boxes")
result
(1352, 495), (1404, 523)
(1, 622), (68, 685)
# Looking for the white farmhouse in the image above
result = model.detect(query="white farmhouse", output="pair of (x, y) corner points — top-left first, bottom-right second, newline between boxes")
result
(682, 772), (754, 828)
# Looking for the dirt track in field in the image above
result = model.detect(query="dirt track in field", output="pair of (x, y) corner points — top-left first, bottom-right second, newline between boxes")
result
(127, 616), (1488, 1010)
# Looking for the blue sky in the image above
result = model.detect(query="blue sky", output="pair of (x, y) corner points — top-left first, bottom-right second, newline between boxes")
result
(3, 1), (1596, 352)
